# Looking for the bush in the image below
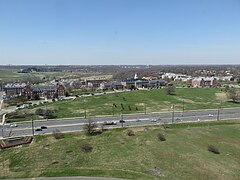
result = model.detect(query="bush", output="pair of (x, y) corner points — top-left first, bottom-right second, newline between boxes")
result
(80, 143), (93, 153)
(52, 129), (64, 139)
(208, 145), (220, 154)
(35, 108), (56, 119)
(127, 129), (135, 136)
(158, 133), (166, 141)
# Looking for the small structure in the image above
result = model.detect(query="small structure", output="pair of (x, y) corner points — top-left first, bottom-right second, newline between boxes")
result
(0, 136), (33, 149)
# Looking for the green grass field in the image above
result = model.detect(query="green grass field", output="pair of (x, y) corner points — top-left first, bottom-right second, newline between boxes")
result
(0, 69), (71, 81)
(13, 88), (240, 121)
(0, 120), (239, 179)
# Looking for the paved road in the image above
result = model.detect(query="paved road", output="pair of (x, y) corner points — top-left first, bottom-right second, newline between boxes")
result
(1, 107), (240, 138)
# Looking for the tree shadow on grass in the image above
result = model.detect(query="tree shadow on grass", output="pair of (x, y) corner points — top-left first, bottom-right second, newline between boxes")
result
(227, 100), (240, 104)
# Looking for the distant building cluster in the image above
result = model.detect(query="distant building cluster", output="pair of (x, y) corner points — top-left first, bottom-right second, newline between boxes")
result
(1, 70), (237, 100)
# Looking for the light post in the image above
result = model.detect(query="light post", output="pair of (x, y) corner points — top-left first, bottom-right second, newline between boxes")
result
(84, 99), (87, 119)
(120, 109), (124, 127)
(171, 105), (175, 124)
(144, 103), (147, 115)
(217, 105), (221, 121)
(182, 100), (185, 113)
(31, 114), (35, 136)
(112, 104), (115, 116)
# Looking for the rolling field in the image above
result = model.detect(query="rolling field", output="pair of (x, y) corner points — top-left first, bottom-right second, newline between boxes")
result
(15, 88), (240, 121)
(0, 69), (71, 81)
(0, 120), (239, 179)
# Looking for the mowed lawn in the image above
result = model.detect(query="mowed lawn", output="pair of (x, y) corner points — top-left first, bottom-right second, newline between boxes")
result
(22, 88), (240, 120)
(0, 120), (239, 179)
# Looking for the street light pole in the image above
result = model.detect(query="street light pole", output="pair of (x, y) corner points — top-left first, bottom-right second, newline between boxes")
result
(84, 102), (86, 119)
(144, 103), (147, 115)
(31, 114), (34, 136)
(112, 104), (115, 116)
(171, 105), (175, 124)
(182, 100), (185, 113)
(217, 106), (220, 121)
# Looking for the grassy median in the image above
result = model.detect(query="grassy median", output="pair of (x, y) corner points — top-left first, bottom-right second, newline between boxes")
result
(0, 120), (240, 179)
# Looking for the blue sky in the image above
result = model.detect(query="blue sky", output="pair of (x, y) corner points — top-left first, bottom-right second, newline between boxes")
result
(0, 0), (240, 65)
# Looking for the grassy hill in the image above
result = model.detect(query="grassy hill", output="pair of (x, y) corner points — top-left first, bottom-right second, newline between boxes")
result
(13, 88), (240, 121)
(0, 120), (239, 179)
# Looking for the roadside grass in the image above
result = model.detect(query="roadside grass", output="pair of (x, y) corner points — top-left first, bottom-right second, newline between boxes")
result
(0, 120), (239, 179)
(10, 88), (240, 122)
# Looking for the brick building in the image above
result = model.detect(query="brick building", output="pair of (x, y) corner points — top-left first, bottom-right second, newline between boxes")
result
(4, 83), (27, 96)
(191, 77), (217, 87)
(24, 84), (66, 99)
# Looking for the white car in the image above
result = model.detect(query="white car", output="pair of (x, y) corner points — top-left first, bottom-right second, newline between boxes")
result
(10, 123), (18, 127)
(208, 114), (214, 117)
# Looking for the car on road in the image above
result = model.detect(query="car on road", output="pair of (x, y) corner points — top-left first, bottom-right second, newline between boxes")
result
(151, 119), (157, 122)
(103, 121), (117, 125)
(208, 114), (214, 117)
(136, 119), (141, 122)
(119, 120), (126, 123)
(175, 118), (182, 122)
(10, 123), (17, 127)
(35, 128), (42, 131)
(41, 126), (47, 129)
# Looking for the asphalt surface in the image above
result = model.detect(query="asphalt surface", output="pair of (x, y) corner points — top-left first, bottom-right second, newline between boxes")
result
(1, 107), (240, 138)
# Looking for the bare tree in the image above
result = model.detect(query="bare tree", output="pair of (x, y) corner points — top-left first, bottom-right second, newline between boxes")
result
(227, 88), (239, 102)
(165, 86), (175, 95)
(83, 119), (97, 135)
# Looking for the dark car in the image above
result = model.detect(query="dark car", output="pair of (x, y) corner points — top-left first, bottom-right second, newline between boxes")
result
(119, 120), (126, 123)
(35, 128), (42, 131)
(175, 118), (182, 122)
(41, 126), (47, 129)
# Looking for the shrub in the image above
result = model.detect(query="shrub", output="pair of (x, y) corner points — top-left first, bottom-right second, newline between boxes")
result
(52, 129), (64, 139)
(158, 133), (166, 141)
(127, 129), (135, 136)
(81, 143), (93, 153)
(208, 145), (220, 154)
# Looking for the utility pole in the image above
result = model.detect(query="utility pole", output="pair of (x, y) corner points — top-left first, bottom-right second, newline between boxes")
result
(217, 106), (220, 121)
(182, 100), (185, 112)
(171, 105), (175, 124)
(120, 109), (124, 127)
(112, 104), (115, 116)
(84, 102), (87, 119)
(31, 114), (34, 136)
(144, 103), (147, 115)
